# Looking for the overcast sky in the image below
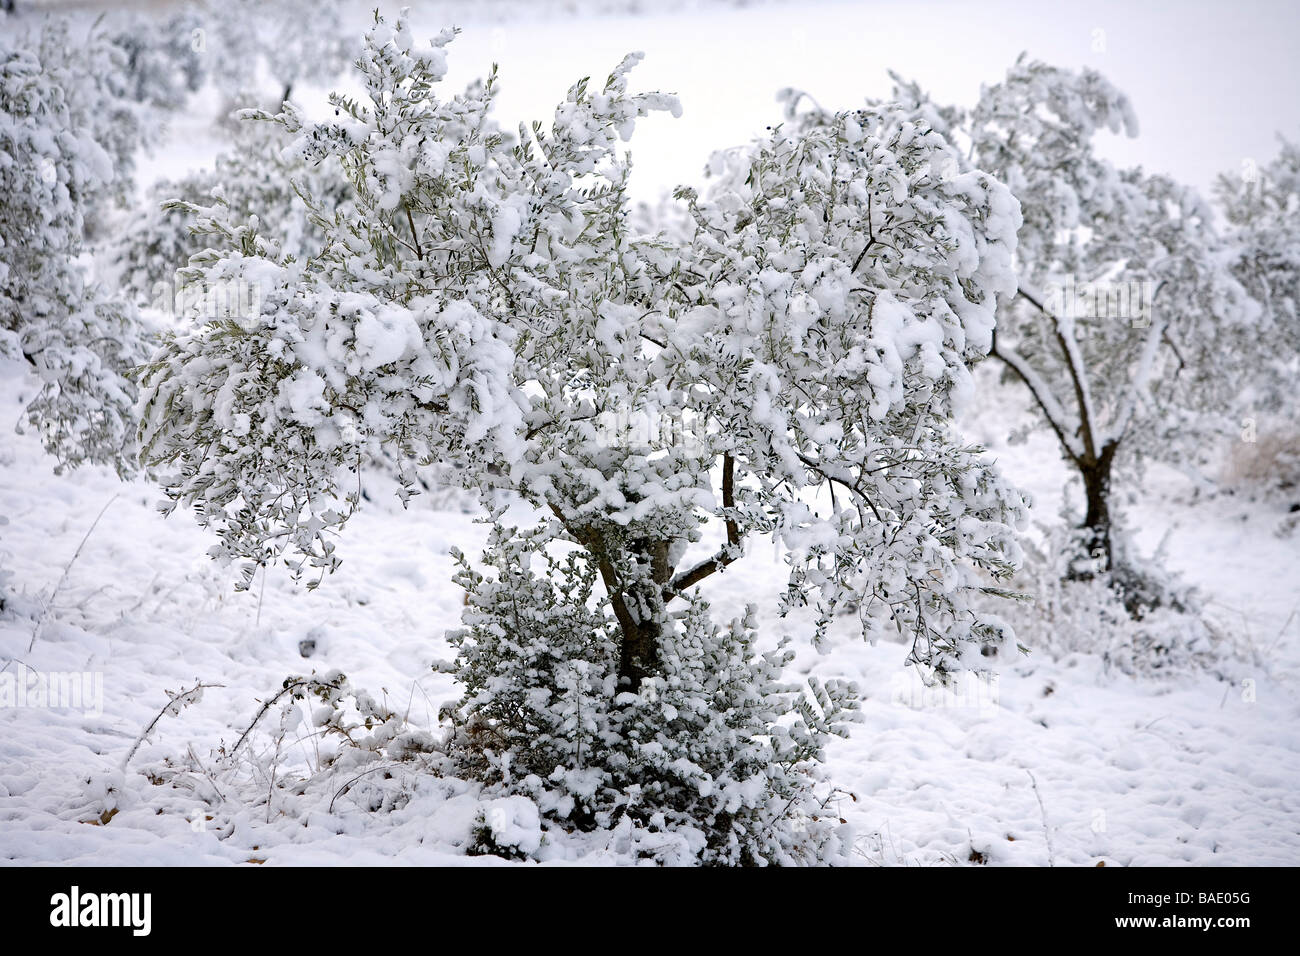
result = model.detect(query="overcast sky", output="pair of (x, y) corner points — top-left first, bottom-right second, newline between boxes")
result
(378, 0), (1300, 202)
(34, 0), (1299, 204)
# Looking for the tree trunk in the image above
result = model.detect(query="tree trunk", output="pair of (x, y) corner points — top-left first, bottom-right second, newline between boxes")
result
(1075, 444), (1118, 574)
(615, 587), (662, 691)
(605, 537), (673, 693)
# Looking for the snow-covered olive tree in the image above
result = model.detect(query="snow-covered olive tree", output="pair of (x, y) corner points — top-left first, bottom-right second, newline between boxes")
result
(1213, 140), (1300, 501)
(107, 9), (206, 114)
(203, 0), (351, 106)
(803, 59), (1258, 592)
(112, 117), (353, 307)
(1, 20), (150, 475)
(138, 15), (1025, 862)
(1217, 138), (1300, 389)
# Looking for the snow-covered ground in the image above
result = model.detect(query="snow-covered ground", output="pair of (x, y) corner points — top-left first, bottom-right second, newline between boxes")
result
(3, 0), (1299, 867)
(3, 353), (1298, 866)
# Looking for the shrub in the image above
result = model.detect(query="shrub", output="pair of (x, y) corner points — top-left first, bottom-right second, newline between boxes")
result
(442, 519), (861, 865)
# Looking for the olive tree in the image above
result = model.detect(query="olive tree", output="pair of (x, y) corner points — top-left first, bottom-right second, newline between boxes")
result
(138, 15), (1025, 861)
(1, 19), (149, 475)
(800, 59), (1260, 594)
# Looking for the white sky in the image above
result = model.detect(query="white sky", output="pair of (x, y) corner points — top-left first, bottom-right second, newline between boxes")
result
(27, 0), (1300, 201)
(377, 0), (1300, 202)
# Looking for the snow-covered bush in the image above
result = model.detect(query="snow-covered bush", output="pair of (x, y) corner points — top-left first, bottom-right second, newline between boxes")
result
(1216, 138), (1300, 355)
(115, 112), (473, 512)
(108, 671), (438, 831)
(1212, 141), (1300, 506)
(443, 519), (860, 864)
(139, 14), (1026, 862)
(1220, 421), (1300, 501)
(111, 183), (199, 310)
(1, 20), (151, 475)
(976, 521), (1221, 678)
(234, 672), (417, 769)
(14, 20), (149, 229)
(14, 296), (145, 475)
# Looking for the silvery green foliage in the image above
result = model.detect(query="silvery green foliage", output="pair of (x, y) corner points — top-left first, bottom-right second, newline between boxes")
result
(1075, 171), (1257, 471)
(111, 181), (201, 309)
(137, 14), (668, 589)
(812, 58), (1257, 573)
(1, 20), (149, 475)
(16, 296), (144, 476)
(676, 106), (1027, 673)
(0, 19), (145, 230)
(445, 520), (860, 866)
(139, 14), (1025, 860)
(923, 60), (1252, 456)
(112, 117), (353, 308)
(140, 13), (1024, 662)
(1216, 139), (1300, 395)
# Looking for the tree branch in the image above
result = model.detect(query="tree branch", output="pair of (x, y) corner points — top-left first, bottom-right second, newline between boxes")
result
(796, 451), (885, 524)
(666, 454), (742, 597)
(404, 204), (424, 261)
(989, 329), (1085, 466)
(851, 191), (877, 274)
(1106, 307), (1169, 451)
(1017, 286), (1098, 462)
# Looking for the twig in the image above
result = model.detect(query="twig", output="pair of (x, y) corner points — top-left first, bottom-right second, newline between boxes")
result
(851, 191), (876, 273)
(405, 204), (424, 261)
(329, 763), (401, 813)
(266, 732), (283, 824)
(0, 656), (33, 677)
(114, 571), (163, 622)
(667, 454), (743, 596)
(228, 679), (314, 759)
(30, 494), (118, 653)
(1025, 769), (1056, 866)
(185, 743), (225, 803)
(122, 680), (224, 770)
